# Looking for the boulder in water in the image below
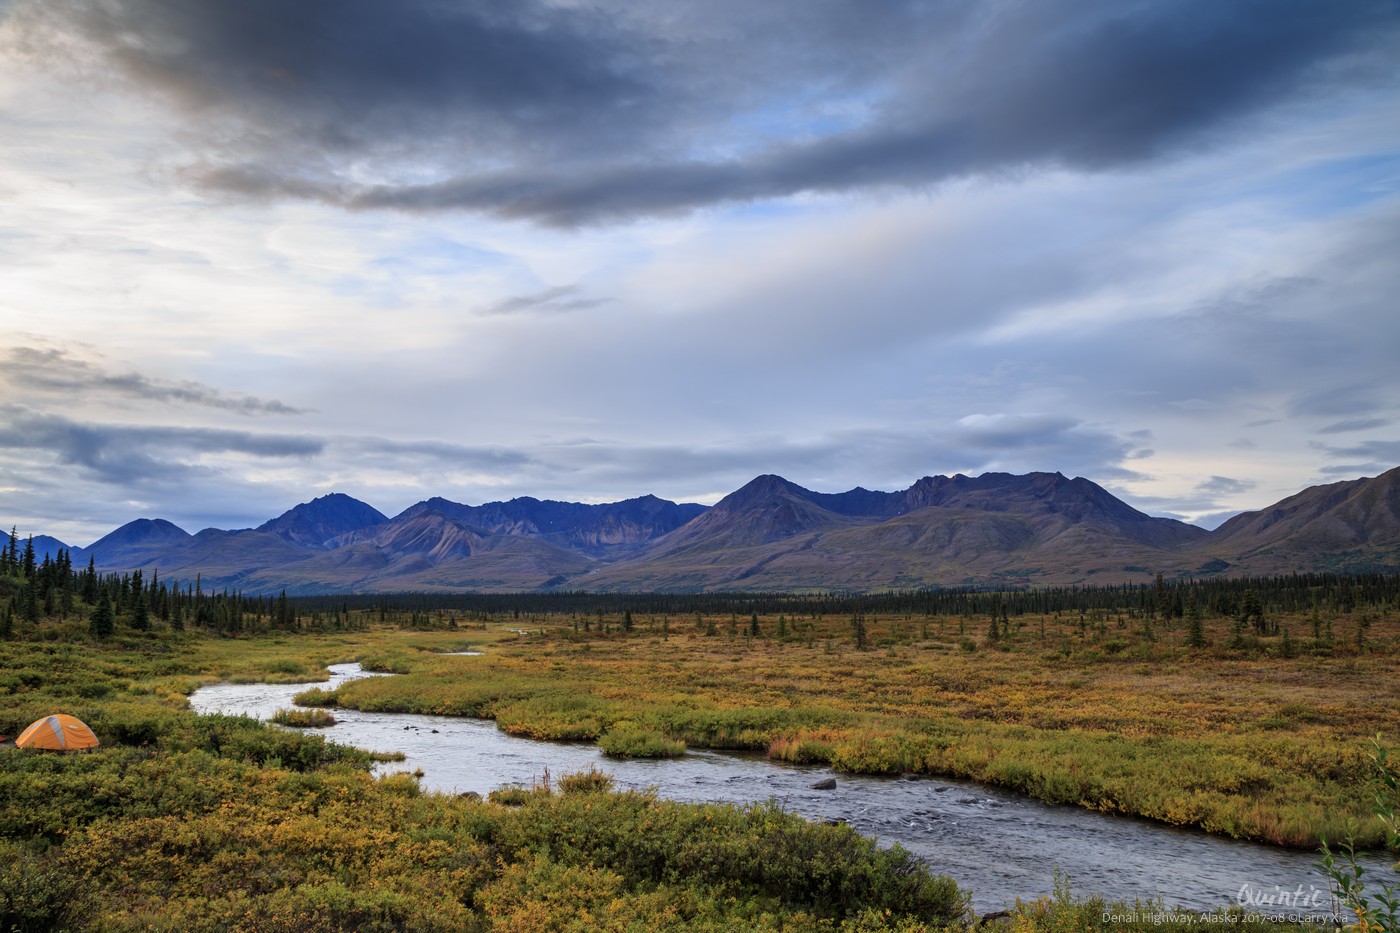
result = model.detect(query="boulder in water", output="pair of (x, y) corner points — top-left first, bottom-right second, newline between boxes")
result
(811, 777), (837, 790)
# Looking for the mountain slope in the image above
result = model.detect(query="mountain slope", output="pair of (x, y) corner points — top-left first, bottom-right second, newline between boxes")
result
(1192, 466), (1400, 574)
(26, 466), (1400, 593)
(257, 493), (388, 548)
(391, 494), (705, 555)
(24, 534), (71, 563)
(261, 508), (596, 594)
(80, 519), (194, 570)
(580, 472), (1209, 591)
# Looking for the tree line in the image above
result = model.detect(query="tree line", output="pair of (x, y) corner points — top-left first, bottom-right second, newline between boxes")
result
(287, 570), (1400, 622)
(3, 522), (1397, 638)
(0, 529), (362, 638)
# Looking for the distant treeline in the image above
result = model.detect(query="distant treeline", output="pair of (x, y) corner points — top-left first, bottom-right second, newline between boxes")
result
(290, 571), (1400, 621)
(2, 522), (1397, 636)
(0, 530), (344, 636)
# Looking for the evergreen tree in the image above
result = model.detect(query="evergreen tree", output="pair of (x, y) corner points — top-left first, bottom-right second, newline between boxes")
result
(20, 535), (35, 579)
(19, 583), (40, 625)
(0, 527), (15, 575)
(851, 612), (869, 651)
(1239, 589), (1268, 635)
(1153, 572), (1169, 620)
(1228, 617), (1247, 650)
(1185, 592), (1207, 649)
(131, 596), (150, 632)
(128, 568), (144, 611)
(81, 556), (98, 604)
(749, 612), (760, 638)
(89, 592), (114, 639)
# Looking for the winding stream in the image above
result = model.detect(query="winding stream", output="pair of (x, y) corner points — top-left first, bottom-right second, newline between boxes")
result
(190, 660), (1386, 917)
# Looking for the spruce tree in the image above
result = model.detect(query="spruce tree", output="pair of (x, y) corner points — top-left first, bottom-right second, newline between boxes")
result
(0, 527), (14, 575)
(19, 583), (39, 625)
(81, 556), (98, 603)
(1239, 589), (1267, 635)
(90, 592), (114, 639)
(1185, 592), (1207, 649)
(131, 596), (150, 632)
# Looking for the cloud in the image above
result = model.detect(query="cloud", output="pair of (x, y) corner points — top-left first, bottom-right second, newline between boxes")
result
(337, 437), (535, 472)
(1, 346), (305, 415)
(1317, 439), (1400, 466)
(11, 0), (1396, 225)
(0, 405), (322, 485)
(940, 413), (1144, 478)
(479, 285), (610, 316)
(1195, 475), (1256, 496)
(1318, 417), (1392, 434)
(1287, 384), (1385, 418)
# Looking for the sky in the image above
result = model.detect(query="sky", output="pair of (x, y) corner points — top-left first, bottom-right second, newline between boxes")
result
(1, 0), (1399, 546)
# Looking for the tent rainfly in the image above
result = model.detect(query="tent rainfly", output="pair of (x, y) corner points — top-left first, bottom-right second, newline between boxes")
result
(15, 714), (100, 751)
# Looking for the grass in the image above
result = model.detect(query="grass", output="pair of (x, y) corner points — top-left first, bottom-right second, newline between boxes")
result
(271, 707), (337, 728)
(0, 626), (974, 931)
(323, 608), (1400, 848)
(1, 588), (1396, 929)
(598, 721), (687, 758)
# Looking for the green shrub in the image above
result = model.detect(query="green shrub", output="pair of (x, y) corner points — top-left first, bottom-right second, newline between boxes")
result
(598, 722), (685, 758)
(0, 840), (89, 933)
(557, 767), (615, 795)
(291, 687), (338, 707)
(271, 708), (337, 728)
(488, 785), (534, 806)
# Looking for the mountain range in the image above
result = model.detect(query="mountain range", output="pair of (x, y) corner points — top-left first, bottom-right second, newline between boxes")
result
(26, 467), (1400, 593)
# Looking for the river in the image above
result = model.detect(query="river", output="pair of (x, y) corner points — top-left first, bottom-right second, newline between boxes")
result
(189, 659), (1385, 918)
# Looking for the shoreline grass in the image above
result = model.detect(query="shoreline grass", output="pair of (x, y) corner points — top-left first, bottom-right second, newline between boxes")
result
(322, 609), (1399, 849)
(270, 707), (337, 728)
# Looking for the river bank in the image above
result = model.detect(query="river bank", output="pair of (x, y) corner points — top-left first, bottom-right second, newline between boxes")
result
(191, 660), (1388, 917)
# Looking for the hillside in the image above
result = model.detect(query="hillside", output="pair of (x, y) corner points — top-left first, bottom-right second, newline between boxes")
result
(1190, 466), (1400, 575)
(29, 467), (1400, 593)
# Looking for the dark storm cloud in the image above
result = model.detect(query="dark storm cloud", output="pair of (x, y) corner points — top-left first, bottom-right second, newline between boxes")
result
(0, 406), (322, 485)
(13, 0), (1396, 225)
(2, 347), (304, 415)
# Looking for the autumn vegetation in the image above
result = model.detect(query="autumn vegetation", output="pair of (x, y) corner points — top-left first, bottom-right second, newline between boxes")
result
(0, 533), (1396, 930)
(325, 587), (1399, 850)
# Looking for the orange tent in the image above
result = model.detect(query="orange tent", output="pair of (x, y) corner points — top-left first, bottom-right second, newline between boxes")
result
(15, 714), (100, 751)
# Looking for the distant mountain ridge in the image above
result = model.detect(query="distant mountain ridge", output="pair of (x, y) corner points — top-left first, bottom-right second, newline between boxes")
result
(25, 466), (1400, 594)
(257, 493), (388, 548)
